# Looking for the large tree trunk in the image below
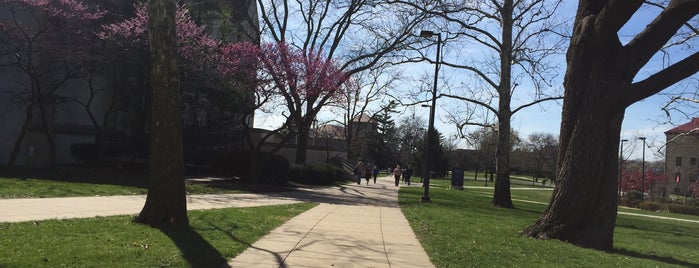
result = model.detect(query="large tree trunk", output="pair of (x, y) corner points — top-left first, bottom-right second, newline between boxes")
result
(36, 97), (56, 167)
(523, 0), (699, 251)
(8, 103), (34, 166)
(492, 0), (514, 208)
(523, 91), (623, 250)
(134, 0), (188, 227)
(295, 127), (309, 164)
(523, 10), (628, 249)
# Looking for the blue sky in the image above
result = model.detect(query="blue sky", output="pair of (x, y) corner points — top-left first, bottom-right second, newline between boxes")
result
(255, 1), (697, 162)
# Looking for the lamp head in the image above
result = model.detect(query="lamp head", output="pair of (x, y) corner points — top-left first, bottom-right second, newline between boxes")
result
(420, 30), (436, 37)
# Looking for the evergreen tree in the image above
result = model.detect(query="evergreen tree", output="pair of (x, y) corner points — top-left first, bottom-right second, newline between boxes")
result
(373, 101), (399, 167)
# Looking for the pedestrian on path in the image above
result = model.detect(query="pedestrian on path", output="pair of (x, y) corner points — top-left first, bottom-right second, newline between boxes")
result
(354, 161), (367, 185)
(393, 165), (402, 187)
(372, 165), (379, 184)
(404, 165), (413, 186)
(364, 163), (372, 185)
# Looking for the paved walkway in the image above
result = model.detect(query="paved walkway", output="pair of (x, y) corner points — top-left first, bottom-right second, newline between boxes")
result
(0, 176), (434, 267)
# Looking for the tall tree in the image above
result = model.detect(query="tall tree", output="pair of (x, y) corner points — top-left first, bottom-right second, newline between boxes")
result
(397, 0), (566, 208)
(331, 67), (402, 160)
(523, 0), (699, 250)
(134, 0), (188, 226)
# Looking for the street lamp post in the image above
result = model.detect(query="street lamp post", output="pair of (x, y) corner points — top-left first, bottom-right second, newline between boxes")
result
(419, 30), (441, 203)
(618, 139), (628, 199)
(639, 137), (646, 201)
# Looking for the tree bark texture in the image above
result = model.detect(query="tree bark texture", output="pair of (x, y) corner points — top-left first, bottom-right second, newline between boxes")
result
(8, 103), (34, 166)
(492, 0), (515, 208)
(524, 0), (699, 250)
(135, 0), (188, 226)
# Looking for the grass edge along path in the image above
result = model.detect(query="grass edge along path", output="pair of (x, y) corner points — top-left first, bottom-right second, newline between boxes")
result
(0, 177), (255, 199)
(399, 186), (699, 267)
(0, 203), (316, 267)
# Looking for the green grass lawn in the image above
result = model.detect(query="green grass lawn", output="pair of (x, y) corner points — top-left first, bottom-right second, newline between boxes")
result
(399, 186), (699, 267)
(0, 203), (316, 267)
(0, 177), (253, 199)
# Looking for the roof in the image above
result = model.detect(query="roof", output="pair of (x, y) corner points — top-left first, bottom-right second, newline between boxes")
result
(313, 125), (345, 139)
(351, 114), (374, 123)
(665, 117), (699, 134)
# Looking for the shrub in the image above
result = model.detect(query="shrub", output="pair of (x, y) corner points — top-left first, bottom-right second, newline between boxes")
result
(256, 153), (290, 185)
(201, 149), (290, 185)
(71, 143), (97, 163)
(289, 163), (348, 185)
(639, 201), (699, 216)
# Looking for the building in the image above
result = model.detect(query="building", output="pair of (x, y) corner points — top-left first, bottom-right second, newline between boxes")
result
(664, 117), (699, 195)
(0, 0), (259, 167)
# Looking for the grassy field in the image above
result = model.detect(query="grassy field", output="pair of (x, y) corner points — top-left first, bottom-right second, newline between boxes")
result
(399, 186), (699, 267)
(0, 177), (261, 199)
(0, 203), (316, 267)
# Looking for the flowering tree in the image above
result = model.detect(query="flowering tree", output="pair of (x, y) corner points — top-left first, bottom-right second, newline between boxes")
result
(689, 180), (699, 198)
(258, 42), (347, 164)
(0, 0), (106, 166)
(620, 167), (666, 193)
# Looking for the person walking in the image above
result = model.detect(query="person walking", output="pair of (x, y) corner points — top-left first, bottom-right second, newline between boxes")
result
(393, 165), (402, 187)
(354, 161), (366, 185)
(364, 163), (372, 185)
(372, 165), (379, 184)
(404, 165), (413, 186)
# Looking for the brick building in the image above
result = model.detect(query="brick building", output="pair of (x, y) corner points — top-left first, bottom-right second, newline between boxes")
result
(664, 117), (699, 195)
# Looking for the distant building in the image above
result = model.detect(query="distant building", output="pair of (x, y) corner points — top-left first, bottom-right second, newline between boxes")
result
(348, 114), (378, 159)
(664, 117), (699, 195)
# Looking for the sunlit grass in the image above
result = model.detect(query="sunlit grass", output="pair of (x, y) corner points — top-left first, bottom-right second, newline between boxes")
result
(0, 177), (250, 199)
(400, 186), (699, 267)
(0, 203), (316, 267)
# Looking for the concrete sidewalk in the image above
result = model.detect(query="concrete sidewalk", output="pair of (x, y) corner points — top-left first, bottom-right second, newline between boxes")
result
(229, 178), (434, 267)
(0, 193), (303, 223)
(0, 176), (435, 267)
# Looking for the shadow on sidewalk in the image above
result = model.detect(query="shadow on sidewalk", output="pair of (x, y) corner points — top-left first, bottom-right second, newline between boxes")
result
(158, 224), (230, 268)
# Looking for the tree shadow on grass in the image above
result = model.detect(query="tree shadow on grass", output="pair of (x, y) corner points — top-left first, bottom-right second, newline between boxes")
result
(611, 248), (698, 267)
(158, 224), (230, 268)
(202, 219), (290, 267)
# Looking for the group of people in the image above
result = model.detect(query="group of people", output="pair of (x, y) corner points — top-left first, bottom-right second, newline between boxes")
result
(392, 165), (413, 187)
(354, 161), (379, 185)
(354, 160), (413, 187)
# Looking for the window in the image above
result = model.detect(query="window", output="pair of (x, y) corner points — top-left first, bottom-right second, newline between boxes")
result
(676, 156), (682, 166)
(691, 157), (697, 166)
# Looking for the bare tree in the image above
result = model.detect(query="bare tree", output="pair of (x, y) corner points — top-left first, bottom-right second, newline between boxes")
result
(0, 0), (106, 167)
(395, 0), (567, 207)
(523, 0), (699, 250)
(329, 66), (402, 159)
(525, 133), (558, 179)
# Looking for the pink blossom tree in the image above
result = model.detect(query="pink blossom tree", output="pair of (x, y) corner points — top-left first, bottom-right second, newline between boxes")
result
(620, 166), (667, 194)
(258, 42), (347, 164)
(216, 41), (348, 177)
(689, 179), (699, 198)
(0, 0), (106, 166)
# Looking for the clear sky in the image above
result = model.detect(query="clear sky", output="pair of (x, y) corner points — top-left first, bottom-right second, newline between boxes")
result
(255, 1), (697, 162)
